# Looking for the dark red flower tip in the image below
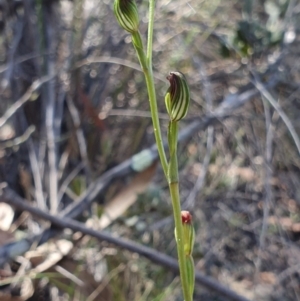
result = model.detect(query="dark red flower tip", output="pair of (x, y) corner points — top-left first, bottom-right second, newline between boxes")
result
(165, 71), (190, 121)
(181, 211), (192, 224)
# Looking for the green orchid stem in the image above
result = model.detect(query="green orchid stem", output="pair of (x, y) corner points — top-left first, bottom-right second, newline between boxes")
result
(131, 31), (147, 70)
(170, 182), (192, 301)
(146, 0), (155, 65)
(131, 31), (168, 178)
(132, 1), (192, 299)
(144, 67), (168, 177)
(168, 121), (192, 301)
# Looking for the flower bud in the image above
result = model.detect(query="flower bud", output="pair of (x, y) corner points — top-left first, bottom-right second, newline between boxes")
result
(181, 211), (195, 256)
(114, 0), (139, 34)
(175, 211), (195, 297)
(165, 71), (190, 122)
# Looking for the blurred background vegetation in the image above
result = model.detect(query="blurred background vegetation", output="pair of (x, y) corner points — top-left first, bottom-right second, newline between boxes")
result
(0, 0), (300, 300)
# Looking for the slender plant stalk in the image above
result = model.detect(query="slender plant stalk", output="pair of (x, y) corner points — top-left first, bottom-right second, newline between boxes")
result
(170, 183), (192, 301)
(168, 121), (192, 301)
(131, 32), (168, 177)
(135, 1), (192, 299)
(143, 68), (168, 177)
(131, 32), (146, 69)
(113, 0), (193, 299)
(145, 66), (192, 301)
(146, 0), (155, 64)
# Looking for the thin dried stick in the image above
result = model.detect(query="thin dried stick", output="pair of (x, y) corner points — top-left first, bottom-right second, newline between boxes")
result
(255, 96), (274, 276)
(44, 11), (59, 214)
(76, 56), (166, 82)
(185, 59), (214, 209)
(0, 72), (281, 273)
(0, 76), (54, 128)
(86, 264), (125, 301)
(105, 109), (169, 119)
(28, 138), (47, 210)
(57, 162), (85, 204)
(252, 75), (300, 155)
(66, 96), (91, 181)
(0, 126), (35, 148)
(0, 52), (52, 74)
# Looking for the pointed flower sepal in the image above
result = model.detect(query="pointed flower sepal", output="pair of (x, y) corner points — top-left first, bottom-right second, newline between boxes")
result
(114, 0), (139, 34)
(165, 71), (190, 122)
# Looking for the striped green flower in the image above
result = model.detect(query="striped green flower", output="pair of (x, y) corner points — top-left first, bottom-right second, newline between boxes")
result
(114, 0), (139, 34)
(165, 71), (190, 122)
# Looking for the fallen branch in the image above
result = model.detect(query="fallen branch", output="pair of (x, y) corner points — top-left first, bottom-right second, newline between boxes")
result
(0, 72), (280, 265)
(0, 185), (252, 301)
(61, 71), (280, 221)
(0, 70), (280, 300)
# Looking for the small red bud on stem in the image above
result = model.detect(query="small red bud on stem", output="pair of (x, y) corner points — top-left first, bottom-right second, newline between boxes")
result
(181, 210), (192, 224)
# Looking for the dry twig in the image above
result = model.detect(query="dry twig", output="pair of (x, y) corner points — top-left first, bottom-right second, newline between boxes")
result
(0, 71), (280, 263)
(0, 76), (54, 128)
(252, 75), (300, 155)
(185, 58), (215, 209)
